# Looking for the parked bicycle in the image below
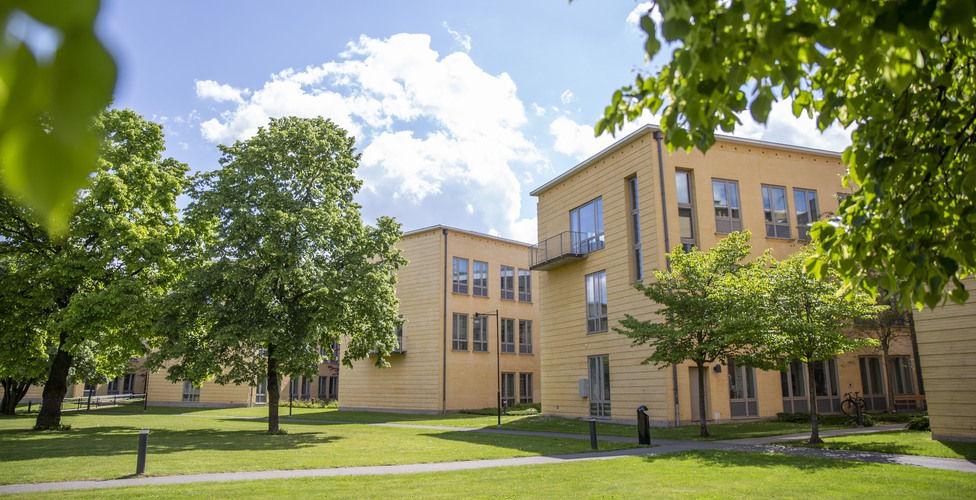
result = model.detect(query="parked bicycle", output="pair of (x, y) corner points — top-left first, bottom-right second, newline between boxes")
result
(841, 391), (866, 416)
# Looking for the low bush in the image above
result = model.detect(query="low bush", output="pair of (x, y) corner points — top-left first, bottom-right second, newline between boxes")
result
(277, 398), (337, 409)
(774, 412), (873, 427)
(460, 403), (541, 416)
(907, 415), (931, 431)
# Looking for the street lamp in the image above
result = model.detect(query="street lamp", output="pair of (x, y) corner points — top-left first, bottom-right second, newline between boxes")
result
(474, 309), (501, 426)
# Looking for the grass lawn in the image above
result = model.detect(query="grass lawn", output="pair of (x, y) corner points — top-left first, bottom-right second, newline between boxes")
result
(784, 430), (976, 460)
(0, 411), (634, 485)
(19, 450), (976, 499)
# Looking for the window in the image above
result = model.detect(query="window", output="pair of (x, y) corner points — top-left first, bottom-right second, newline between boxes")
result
(676, 171), (697, 251)
(452, 313), (468, 351)
(728, 358), (757, 418)
(780, 360), (808, 413)
(859, 357), (885, 396)
(891, 357), (916, 395)
(812, 359), (840, 397)
(182, 380), (200, 402)
(570, 198), (605, 253)
(585, 271), (608, 333)
(84, 383), (96, 398)
(255, 380), (267, 404)
(588, 355), (611, 417)
(628, 176), (643, 281)
(794, 188), (819, 240)
(518, 269), (531, 302)
(762, 184), (791, 238)
(501, 318), (515, 353)
(318, 376), (338, 400)
(288, 377), (311, 399)
(472, 315), (489, 352)
(518, 320), (532, 354)
(107, 377), (120, 395)
(712, 179), (742, 234)
(452, 257), (469, 294)
(394, 324), (404, 352)
(320, 343), (340, 362)
(472, 260), (488, 297)
(123, 373), (136, 394)
(501, 372), (516, 408)
(500, 265), (515, 300)
(519, 373), (533, 404)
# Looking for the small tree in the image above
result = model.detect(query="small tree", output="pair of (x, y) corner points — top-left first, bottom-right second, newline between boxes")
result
(615, 231), (766, 437)
(761, 248), (880, 443)
(151, 117), (404, 433)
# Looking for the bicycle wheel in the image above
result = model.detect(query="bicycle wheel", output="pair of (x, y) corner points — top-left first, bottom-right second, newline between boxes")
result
(841, 399), (854, 415)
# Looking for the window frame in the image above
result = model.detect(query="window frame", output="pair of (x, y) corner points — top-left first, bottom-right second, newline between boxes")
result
(452, 257), (469, 294)
(793, 188), (819, 241)
(501, 372), (516, 408)
(472, 315), (489, 352)
(500, 265), (515, 301)
(472, 260), (489, 297)
(676, 170), (697, 252)
(182, 380), (201, 402)
(712, 178), (742, 234)
(570, 197), (605, 254)
(517, 268), (531, 302)
(585, 270), (608, 333)
(762, 184), (791, 239)
(500, 318), (516, 353)
(519, 372), (533, 404)
(628, 175), (643, 281)
(451, 313), (469, 351)
(518, 319), (532, 354)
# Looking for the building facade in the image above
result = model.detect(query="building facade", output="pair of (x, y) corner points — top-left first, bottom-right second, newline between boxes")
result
(339, 226), (540, 413)
(531, 125), (922, 425)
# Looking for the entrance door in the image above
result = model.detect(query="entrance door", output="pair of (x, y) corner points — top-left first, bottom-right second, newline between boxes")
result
(689, 366), (712, 421)
(588, 355), (610, 417)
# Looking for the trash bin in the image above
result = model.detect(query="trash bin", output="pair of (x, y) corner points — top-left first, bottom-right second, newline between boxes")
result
(637, 405), (650, 445)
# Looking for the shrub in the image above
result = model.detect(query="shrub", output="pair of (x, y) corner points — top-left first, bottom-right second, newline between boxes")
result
(459, 403), (541, 416)
(907, 415), (930, 431)
(278, 398), (337, 409)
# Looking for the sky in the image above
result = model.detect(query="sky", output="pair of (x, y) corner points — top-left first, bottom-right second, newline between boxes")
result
(95, 1), (851, 244)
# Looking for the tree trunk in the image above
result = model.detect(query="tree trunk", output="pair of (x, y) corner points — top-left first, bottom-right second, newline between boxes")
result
(806, 361), (822, 444)
(696, 359), (709, 438)
(35, 337), (74, 430)
(1, 378), (34, 415)
(907, 311), (925, 396)
(882, 348), (895, 413)
(266, 343), (280, 433)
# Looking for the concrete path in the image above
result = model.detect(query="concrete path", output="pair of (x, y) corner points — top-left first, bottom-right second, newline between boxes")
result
(2, 422), (973, 495)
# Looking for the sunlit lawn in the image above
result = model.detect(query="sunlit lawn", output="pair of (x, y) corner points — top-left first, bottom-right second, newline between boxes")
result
(20, 451), (976, 499)
(784, 430), (976, 460)
(0, 411), (634, 485)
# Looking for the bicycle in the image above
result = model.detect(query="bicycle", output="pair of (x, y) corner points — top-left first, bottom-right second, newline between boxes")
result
(841, 391), (866, 416)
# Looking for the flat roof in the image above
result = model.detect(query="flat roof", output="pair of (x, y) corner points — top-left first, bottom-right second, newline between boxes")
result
(403, 224), (534, 248)
(530, 124), (844, 197)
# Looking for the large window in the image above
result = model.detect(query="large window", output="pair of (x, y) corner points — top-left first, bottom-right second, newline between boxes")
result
(780, 360), (808, 414)
(452, 313), (468, 351)
(728, 358), (757, 418)
(501, 318), (515, 353)
(712, 179), (742, 234)
(585, 271), (608, 333)
(676, 171), (697, 251)
(182, 380), (200, 402)
(107, 377), (121, 395)
(500, 265), (515, 300)
(588, 355), (611, 417)
(122, 373), (135, 394)
(628, 176), (643, 281)
(762, 184), (791, 238)
(794, 188), (819, 240)
(570, 198), (605, 254)
(813, 359), (840, 397)
(891, 357), (916, 395)
(472, 315), (489, 352)
(472, 260), (488, 297)
(519, 373), (533, 404)
(859, 357), (885, 396)
(518, 269), (531, 302)
(452, 257), (469, 294)
(518, 320), (532, 354)
(289, 377), (311, 399)
(318, 376), (338, 400)
(501, 372), (516, 408)
(255, 380), (267, 404)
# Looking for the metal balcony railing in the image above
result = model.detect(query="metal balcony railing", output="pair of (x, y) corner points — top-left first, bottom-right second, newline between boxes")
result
(529, 231), (599, 271)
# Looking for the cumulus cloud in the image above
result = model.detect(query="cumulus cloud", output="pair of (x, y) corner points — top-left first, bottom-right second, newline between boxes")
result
(195, 80), (246, 104)
(733, 97), (851, 152)
(195, 33), (539, 239)
(549, 115), (655, 161)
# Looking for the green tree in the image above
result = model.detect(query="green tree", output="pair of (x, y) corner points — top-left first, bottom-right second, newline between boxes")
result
(0, 255), (49, 414)
(0, 0), (117, 234)
(855, 288), (916, 412)
(150, 117), (404, 434)
(759, 248), (880, 444)
(614, 231), (766, 437)
(598, 1), (976, 310)
(0, 108), (187, 429)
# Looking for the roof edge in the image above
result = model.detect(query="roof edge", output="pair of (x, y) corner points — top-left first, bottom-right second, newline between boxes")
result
(402, 224), (534, 247)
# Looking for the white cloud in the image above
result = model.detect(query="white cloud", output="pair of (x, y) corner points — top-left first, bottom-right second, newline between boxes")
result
(442, 22), (472, 52)
(560, 89), (575, 105)
(531, 103), (546, 117)
(549, 115), (655, 161)
(195, 33), (540, 240)
(733, 98), (851, 152)
(195, 80), (246, 104)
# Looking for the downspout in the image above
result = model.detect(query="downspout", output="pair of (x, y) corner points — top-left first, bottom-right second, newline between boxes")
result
(653, 130), (680, 427)
(442, 228), (449, 414)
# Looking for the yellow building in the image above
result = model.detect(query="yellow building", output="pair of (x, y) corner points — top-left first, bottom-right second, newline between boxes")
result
(914, 277), (976, 441)
(531, 125), (922, 425)
(339, 226), (540, 413)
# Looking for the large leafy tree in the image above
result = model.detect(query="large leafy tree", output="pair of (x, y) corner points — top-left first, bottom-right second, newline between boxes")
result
(0, 108), (187, 429)
(758, 248), (880, 444)
(150, 116), (404, 434)
(614, 231), (766, 437)
(0, 255), (49, 414)
(598, 1), (976, 310)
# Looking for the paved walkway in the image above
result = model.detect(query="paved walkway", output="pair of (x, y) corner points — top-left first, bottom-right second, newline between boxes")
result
(2, 422), (973, 495)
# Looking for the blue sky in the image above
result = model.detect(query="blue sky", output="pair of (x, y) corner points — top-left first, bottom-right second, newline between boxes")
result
(96, 1), (850, 243)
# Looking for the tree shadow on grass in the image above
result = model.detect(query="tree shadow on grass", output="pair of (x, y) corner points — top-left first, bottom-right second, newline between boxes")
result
(422, 429), (632, 456)
(0, 425), (342, 463)
(641, 449), (872, 471)
(937, 439), (976, 462)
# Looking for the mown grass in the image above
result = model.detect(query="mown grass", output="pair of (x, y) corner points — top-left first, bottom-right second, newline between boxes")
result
(20, 450), (976, 499)
(0, 411), (633, 485)
(784, 430), (976, 460)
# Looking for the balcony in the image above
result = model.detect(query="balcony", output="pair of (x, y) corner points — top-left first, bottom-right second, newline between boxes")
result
(530, 231), (600, 271)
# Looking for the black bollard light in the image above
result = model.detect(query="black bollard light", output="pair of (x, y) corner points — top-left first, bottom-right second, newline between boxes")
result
(136, 429), (150, 475)
(637, 405), (651, 445)
(589, 418), (598, 450)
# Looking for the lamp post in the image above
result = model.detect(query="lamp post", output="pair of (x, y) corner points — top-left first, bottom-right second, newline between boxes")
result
(475, 309), (501, 426)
